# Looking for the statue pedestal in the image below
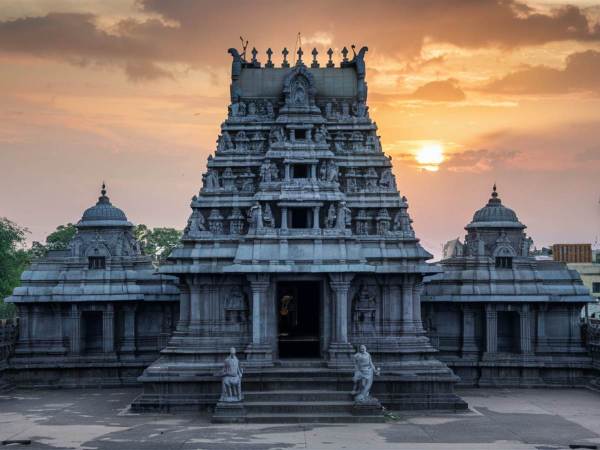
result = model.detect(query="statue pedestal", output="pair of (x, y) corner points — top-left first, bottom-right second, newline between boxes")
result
(352, 397), (383, 417)
(212, 401), (246, 423)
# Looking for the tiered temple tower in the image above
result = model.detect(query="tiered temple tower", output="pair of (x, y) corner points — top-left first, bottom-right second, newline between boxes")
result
(134, 46), (465, 415)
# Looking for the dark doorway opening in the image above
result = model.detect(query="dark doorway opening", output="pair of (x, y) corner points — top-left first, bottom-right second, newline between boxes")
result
(81, 311), (103, 354)
(277, 281), (320, 358)
(497, 310), (520, 353)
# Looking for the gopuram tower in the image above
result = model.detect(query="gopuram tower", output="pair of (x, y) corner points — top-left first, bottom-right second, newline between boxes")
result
(134, 45), (466, 417)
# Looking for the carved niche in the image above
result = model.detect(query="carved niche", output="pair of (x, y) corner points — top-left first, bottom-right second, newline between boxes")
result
(282, 66), (317, 109)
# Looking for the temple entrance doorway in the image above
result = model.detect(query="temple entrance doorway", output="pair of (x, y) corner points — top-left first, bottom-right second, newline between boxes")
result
(277, 281), (320, 358)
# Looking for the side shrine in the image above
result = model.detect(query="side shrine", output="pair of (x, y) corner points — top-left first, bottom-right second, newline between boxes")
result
(131, 46), (467, 419)
(422, 186), (593, 386)
(5, 186), (180, 386)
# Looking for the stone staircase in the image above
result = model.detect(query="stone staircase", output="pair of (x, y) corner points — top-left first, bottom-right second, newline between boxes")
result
(213, 359), (385, 423)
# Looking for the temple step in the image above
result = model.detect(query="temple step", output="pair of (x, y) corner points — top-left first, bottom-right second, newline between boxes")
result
(244, 389), (350, 402)
(244, 412), (384, 424)
(214, 387), (385, 423)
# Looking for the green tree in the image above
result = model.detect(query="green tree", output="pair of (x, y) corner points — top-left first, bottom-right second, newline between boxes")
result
(0, 218), (30, 318)
(30, 223), (77, 258)
(45, 223), (76, 251)
(134, 225), (182, 265)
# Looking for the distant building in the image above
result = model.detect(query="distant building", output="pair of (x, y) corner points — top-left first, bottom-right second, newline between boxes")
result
(553, 243), (592, 263)
(568, 249), (600, 317)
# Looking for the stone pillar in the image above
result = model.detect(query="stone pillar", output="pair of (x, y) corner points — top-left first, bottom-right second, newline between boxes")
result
(412, 280), (424, 332)
(312, 206), (320, 230)
(310, 164), (317, 180)
(536, 305), (547, 352)
(461, 305), (478, 355)
(69, 304), (80, 355)
(400, 275), (414, 334)
(284, 164), (291, 181)
(120, 304), (137, 355)
(327, 273), (355, 368)
(519, 304), (532, 354)
(17, 305), (30, 347)
(189, 279), (202, 333)
(102, 304), (115, 354)
(177, 285), (190, 331)
(569, 305), (581, 348)
(281, 207), (288, 230)
(484, 304), (497, 354)
(245, 274), (273, 367)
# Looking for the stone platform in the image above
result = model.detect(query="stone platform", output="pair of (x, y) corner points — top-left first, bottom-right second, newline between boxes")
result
(131, 359), (466, 421)
(1, 387), (600, 449)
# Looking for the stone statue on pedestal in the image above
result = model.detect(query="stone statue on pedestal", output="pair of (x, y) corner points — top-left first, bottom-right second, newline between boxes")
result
(351, 344), (380, 403)
(218, 347), (243, 402)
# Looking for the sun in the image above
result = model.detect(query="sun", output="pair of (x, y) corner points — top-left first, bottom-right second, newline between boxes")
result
(415, 143), (444, 171)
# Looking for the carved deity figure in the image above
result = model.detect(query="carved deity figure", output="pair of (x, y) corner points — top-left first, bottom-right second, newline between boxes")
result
(270, 127), (285, 144)
(325, 102), (334, 119)
(340, 102), (350, 118)
(260, 160), (272, 183)
(326, 160), (339, 183)
(222, 167), (237, 191)
(218, 131), (234, 152)
(235, 131), (248, 152)
(351, 345), (380, 403)
(204, 169), (219, 190)
(521, 236), (533, 257)
(218, 347), (243, 402)
(379, 168), (396, 190)
(336, 201), (352, 229)
(184, 210), (206, 236)
(291, 78), (308, 105)
(230, 101), (246, 117)
(208, 209), (224, 234)
(247, 102), (257, 116)
(325, 204), (337, 229)
(247, 201), (263, 232)
(365, 168), (378, 191)
(314, 125), (328, 144)
(263, 203), (274, 228)
(265, 101), (274, 118)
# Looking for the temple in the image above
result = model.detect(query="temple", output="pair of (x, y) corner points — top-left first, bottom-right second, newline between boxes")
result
(132, 46), (466, 418)
(5, 185), (179, 385)
(422, 186), (593, 386)
(4, 45), (595, 423)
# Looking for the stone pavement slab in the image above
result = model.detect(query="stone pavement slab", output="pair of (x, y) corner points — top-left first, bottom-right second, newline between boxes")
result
(0, 388), (599, 449)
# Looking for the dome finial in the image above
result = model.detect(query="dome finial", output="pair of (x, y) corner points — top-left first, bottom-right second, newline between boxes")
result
(101, 181), (107, 197)
(492, 183), (498, 198)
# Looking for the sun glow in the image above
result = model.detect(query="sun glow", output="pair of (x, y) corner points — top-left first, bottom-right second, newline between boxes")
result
(415, 143), (444, 171)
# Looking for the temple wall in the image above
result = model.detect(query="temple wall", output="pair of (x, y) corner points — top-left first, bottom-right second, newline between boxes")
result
(7, 300), (178, 387)
(0, 318), (18, 390)
(422, 301), (593, 387)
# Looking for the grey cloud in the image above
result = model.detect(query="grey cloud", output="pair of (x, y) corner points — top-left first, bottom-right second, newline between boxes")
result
(484, 50), (600, 94)
(411, 79), (466, 101)
(1, 1), (600, 82)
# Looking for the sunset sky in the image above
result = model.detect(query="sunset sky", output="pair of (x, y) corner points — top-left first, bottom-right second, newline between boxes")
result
(1, 0), (599, 259)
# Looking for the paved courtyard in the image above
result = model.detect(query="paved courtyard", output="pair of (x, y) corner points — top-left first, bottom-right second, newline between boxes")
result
(0, 387), (599, 449)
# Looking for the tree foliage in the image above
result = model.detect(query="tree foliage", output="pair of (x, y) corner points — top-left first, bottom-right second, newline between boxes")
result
(45, 223), (77, 251)
(134, 225), (182, 265)
(0, 218), (30, 318)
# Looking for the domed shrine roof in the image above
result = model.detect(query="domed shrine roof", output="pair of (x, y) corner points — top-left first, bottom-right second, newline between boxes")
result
(466, 185), (525, 229)
(78, 183), (132, 228)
